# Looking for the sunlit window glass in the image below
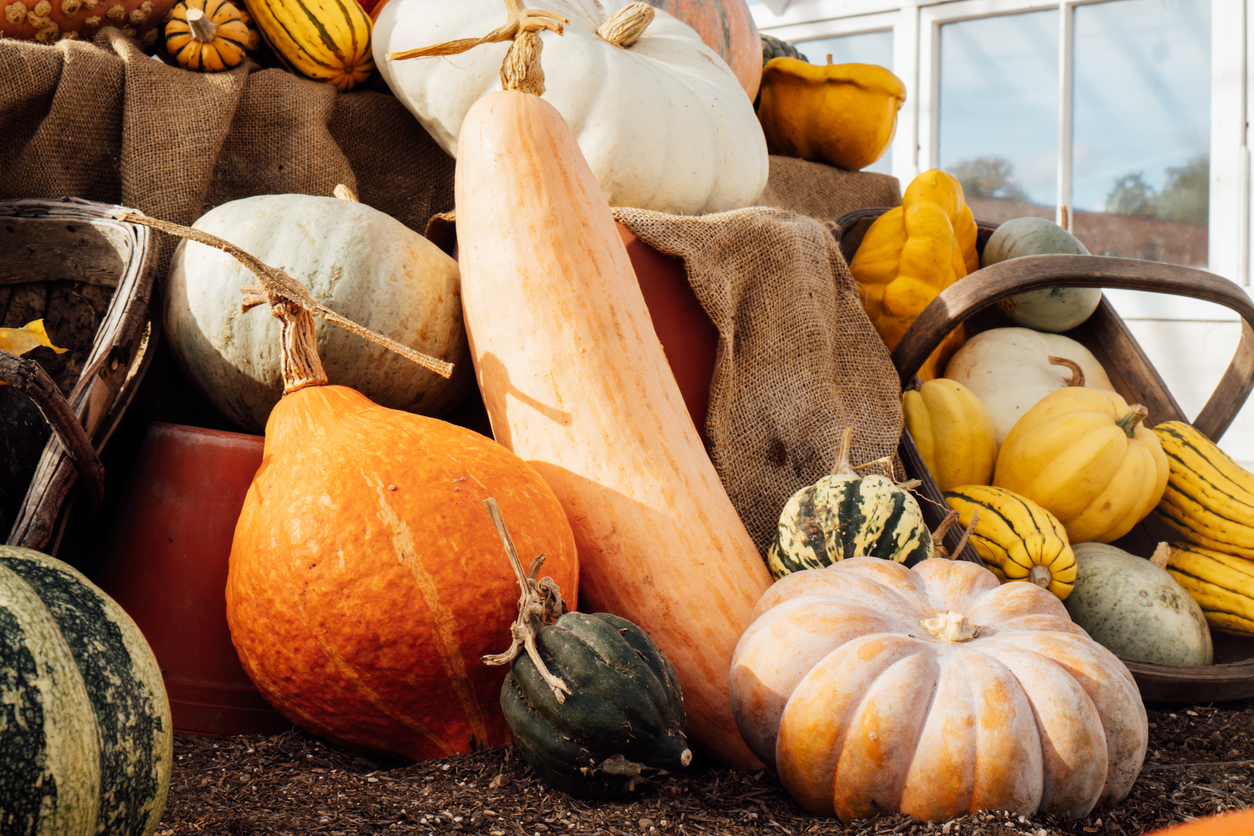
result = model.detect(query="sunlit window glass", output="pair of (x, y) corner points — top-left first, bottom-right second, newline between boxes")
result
(793, 32), (896, 174)
(1072, 0), (1210, 267)
(938, 10), (1059, 225)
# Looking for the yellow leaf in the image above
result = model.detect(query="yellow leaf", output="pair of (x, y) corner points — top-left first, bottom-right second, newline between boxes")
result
(0, 319), (67, 387)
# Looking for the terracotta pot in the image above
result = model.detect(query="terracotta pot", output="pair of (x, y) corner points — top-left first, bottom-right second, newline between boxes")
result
(91, 422), (291, 736)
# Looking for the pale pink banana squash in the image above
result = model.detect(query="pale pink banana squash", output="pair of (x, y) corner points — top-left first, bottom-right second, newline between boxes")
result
(455, 87), (773, 769)
(730, 557), (1147, 821)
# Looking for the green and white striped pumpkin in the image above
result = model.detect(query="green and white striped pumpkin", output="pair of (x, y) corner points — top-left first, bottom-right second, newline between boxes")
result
(767, 428), (933, 579)
(0, 546), (172, 836)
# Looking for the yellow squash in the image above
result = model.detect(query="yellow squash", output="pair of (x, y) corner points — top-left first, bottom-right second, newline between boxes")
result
(242, 0), (374, 89)
(1153, 420), (1254, 557)
(902, 377), (997, 490)
(1165, 542), (1254, 637)
(993, 387), (1169, 544)
(943, 484), (1077, 600)
(165, 0), (259, 72)
(850, 169), (979, 380)
(755, 56), (906, 171)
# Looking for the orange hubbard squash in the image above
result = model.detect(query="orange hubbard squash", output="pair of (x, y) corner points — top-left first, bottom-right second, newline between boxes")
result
(220, 265), (578, 762)
(389, 0), (773, 769)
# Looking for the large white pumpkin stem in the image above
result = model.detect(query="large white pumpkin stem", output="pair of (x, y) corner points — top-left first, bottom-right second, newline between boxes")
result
(921, 611), (979, 642)
(597, 2), (654, 47)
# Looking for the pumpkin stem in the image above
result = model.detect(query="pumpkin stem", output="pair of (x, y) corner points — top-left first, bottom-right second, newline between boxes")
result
(1048, 356), (1086, 387)
(185, 5), (218, 43)
(272, 300), (329, 394)
(597, 2), (653, 48)
(332, 183), (359, 202)
(384, 0), (568, 97)
(113, 211), (455, 379)
(921, 611), (979, 642)
(1116, 404), (1150, 438)
(931, 509), (977, 560)
(830, 426), (856, 477)
(481, 497), (572, 703)
(1151, 541), (1172, 569)
(1028, 564), (1053, 589)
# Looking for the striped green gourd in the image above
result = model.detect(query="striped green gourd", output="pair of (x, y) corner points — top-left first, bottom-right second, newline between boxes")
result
(767, 427), (933, 579)
(0, 545), (172, 836)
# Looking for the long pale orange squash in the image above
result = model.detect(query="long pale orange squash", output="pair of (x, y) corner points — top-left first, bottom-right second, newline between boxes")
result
(391, 1), (774, 769)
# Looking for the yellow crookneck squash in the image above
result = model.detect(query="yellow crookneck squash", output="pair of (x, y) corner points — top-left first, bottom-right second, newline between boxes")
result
(388, 0), (773, 770)
(850, 169), (979, 380)
(755, 55), (906, 172)
(994, 386), (1169, 545)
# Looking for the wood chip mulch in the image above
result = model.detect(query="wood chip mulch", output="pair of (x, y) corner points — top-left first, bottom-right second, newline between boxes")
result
(158, 699), (1254, 836)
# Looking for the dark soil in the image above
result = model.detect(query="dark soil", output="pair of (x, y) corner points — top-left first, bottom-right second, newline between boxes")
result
(159, 700), (1254, 836)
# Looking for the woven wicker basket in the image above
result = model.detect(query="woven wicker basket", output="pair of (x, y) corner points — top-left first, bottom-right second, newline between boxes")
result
(1, 197), (158, 553)
(835, 207), (1254, 703)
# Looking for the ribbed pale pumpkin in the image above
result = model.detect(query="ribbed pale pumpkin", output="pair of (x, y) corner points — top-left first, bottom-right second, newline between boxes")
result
(375, 0), (769, 215)
(1153, 420), (1254, 558)
(646, 0), (762, 100)
(767, 427), (933, 578)
(943, 484), (1077, 600)
(850, 170), (979, 380)
(165, 192), (471, 434)
(994, 386), (1169, 545)
(0, 546), (173, 836)
(416, 4), (774, 768)
(756, 57), (906, 171)
(729, 557), (1147, 822)
(164, 0), (259, 72)
(902, 377), (997, 490)
(226, 297), (579, 762)
(944, 327), (1116, 445)
(242, 0), (375, 89)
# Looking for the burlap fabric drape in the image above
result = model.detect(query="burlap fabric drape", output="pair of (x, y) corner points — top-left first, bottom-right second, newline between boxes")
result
(3, 29), (905, 557)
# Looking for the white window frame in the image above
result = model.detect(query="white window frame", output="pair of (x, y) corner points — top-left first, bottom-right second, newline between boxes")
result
(755, 0), (1249, 300)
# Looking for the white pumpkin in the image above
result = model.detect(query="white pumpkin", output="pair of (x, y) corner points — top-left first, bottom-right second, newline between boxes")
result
(372, 0), (770, 215)
(944, 327), (1115, 445)
(165, 193), (472, 433)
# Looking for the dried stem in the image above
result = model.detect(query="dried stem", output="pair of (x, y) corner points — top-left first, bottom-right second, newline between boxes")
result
(481, 497), (571, 703)
(113, 211), (454, 379)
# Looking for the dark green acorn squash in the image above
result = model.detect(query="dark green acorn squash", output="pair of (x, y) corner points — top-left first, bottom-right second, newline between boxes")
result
(502, 611), (691, 798)
(767, 427), (933, 579)
(761, 33), (808, 64)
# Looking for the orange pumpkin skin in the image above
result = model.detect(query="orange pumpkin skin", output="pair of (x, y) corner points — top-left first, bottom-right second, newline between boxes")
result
(1, 0), (177, 45)
(730, 557), (1147, 823)
(1147, 810), (1254, 835)
(226, 384), (579, 762)
(648, 0), (762, 100)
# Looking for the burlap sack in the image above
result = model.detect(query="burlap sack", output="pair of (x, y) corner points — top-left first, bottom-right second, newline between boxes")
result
(758, 156), (902, 222)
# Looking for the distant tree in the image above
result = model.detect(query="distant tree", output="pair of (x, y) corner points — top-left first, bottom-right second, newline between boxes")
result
(1157, 154), (1209, 224)
(948, 156), (1031, 202)
(1105, 172), (1157, 217)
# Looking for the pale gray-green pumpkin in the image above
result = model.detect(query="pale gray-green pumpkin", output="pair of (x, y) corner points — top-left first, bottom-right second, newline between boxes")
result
(0, 546), (172, 836)
(767, 428), (933, 579)
(982, 216), (1101, 333)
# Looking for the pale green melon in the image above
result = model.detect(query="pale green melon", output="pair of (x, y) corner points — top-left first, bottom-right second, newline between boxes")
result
(1064, 542), (1212, 666)
(983, 216), (1102, 333)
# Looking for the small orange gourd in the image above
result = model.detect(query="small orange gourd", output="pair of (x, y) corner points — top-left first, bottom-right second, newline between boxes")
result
(165, 0), (259, 72)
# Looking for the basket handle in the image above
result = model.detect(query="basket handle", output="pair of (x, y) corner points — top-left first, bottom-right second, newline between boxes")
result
(0, 350), (106, 511)
(890, 253), (1254, 442)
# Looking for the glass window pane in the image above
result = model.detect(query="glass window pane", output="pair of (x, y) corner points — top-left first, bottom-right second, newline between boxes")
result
(793, 32), (896, 174)
(938, 10), (1059, 224)
(1072, 0), (1210, 268)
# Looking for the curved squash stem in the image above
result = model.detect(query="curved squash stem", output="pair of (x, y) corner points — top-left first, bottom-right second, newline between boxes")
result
(112, 211), (454, 379)
(273, 300), (329, 394)
(1116, 404), (1150, 438)
(1048, 355), (1086, 387)
(481, 497), (572, 703)
(384, 0), (568, 96)
(932, 509), (977, 560)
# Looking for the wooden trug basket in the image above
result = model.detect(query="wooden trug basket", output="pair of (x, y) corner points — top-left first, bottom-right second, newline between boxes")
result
(835, 207), (1254, 703)
(1, 197), (159, 553)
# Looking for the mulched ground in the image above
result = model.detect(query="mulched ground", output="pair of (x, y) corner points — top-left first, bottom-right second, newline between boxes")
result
(159, 699), (1254, 836)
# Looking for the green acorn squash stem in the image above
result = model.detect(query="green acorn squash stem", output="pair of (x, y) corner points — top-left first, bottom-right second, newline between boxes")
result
(481, 497), (572, 703)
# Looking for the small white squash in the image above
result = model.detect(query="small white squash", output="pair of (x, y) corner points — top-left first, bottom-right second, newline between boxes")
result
(165, 193), (472, 433)
(372, 0), (769, 215)
(1064, 542), (1212, 667)
(943, 327), (1115, 445)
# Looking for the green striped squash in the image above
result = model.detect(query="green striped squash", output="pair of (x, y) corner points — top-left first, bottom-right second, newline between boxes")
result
(766, 428), (933, 579)
(0, 546), (172, 836)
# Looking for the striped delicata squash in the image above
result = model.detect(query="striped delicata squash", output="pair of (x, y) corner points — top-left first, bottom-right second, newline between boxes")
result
(1164, 542), (1254, 636)
(767, 427), (933, 579)
(943, 484), (1077, 600)
(242, 0), (374, 89)
(1154, 420), (1254, 558)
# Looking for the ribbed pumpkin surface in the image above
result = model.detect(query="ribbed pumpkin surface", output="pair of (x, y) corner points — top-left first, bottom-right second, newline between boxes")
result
(226, 384), (579, 762)
(0, 546), (172, 836)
